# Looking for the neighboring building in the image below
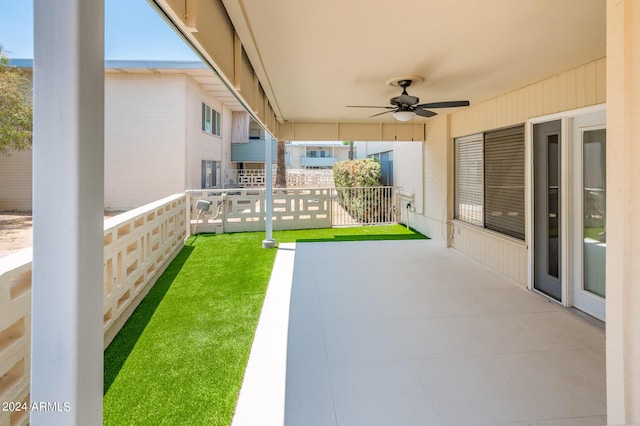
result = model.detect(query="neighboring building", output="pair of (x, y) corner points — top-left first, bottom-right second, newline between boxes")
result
(286, 141), (351, 169)
(230, 119), (276, 172)
(0, 59), (248, 211)
(355, 141), (405, 186)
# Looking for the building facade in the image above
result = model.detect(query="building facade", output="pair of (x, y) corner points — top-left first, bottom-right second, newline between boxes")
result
(0, 60), (244, 211)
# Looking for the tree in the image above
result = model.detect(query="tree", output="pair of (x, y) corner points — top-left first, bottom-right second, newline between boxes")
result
(276, 140), (286, 187)
(0, 44), (32, 155)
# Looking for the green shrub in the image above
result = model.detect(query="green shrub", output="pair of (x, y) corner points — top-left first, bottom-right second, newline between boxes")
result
(333, 158), (381, 188)
(334, 159), (390, 223)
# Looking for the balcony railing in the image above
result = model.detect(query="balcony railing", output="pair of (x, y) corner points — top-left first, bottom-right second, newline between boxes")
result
(300, 156), (338, 168)
(0, 194), (186, 424)
(286, 169), (334, 187)
(187, 188), (333, 233)
(225, 169), (334, 188)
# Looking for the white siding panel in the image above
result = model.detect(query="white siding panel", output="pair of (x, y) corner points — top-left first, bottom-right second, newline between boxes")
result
(445, 59), (605, 285)
(451, 221), (528, 286)
(451, 58), (605, 138)
(104, 74), (187, 210)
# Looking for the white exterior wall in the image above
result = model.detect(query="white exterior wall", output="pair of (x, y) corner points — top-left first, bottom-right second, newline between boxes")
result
(0, 150), (32, 211)
(104, 74), (186, 210)
(446, 59), (604, 287)
(288, 145), (305, 168)
(414, 116), (450, 246)
(355, 141), (396, 159)
(184, 76), (226, 189)
(355, 140), (426, 234)
(0, 70), (236, 212)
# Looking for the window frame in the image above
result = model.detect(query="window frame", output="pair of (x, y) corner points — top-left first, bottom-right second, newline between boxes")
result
(201, 102), (221, 136)
(454, 134), (484, 227)
(454, 124), (526, 241)
(201, 160), (219, 188)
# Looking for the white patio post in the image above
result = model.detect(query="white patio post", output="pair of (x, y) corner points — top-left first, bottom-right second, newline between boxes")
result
(31, 0), (104, 424)
(606, 0), (640, 423)
(263, 134), (276, 248)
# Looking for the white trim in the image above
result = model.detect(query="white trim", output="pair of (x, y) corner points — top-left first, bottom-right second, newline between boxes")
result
(528, 104), (606, 125)
(571, 116), (607, 321)
(526, 104), (607, 311)
(526, 120), (534, 291)
(561, 116), (571, 306)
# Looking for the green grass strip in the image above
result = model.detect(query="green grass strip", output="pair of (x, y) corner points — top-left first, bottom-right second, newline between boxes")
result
(275, 224), (427, 243)
(103, 224), (426, 425)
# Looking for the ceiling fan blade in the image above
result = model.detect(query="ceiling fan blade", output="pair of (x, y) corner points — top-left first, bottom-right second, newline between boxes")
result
(416, 100), (470, 109)
(397, 94), (419, 105)
(347, 105), (395, 109)
(368, 110), (395, 118)
(415, 108), (437, 118)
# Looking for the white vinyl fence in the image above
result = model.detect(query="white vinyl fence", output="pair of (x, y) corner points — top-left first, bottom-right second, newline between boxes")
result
(224, 169), (334, 188)
(187, 186), (401, 233)
(332, 186), (400, 227)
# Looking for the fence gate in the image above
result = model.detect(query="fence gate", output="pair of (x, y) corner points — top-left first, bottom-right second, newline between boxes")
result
(331, 186), (400, 227)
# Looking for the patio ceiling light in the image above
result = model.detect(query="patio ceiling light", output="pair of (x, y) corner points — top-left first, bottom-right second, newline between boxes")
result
(393, 110), (416, 121)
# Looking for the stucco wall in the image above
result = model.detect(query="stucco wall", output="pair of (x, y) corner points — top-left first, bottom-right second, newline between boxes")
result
(355, 140), (426, 236)
(0, 150), (32, 211)
(184, 76), (226, 189)
(104, 74), (186, 210)
(1, 70), (235, 212)
(413, 115), (450, 245)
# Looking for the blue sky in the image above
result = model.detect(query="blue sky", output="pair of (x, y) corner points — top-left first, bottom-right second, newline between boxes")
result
(0, 0), (199, 60)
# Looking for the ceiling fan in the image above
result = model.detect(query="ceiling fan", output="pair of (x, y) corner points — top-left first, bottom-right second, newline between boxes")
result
(347, 79), (470, 121)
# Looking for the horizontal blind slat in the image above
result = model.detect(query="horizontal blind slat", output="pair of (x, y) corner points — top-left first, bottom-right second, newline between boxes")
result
(455, 134), (483, 226)
(484, 124), (525, 240)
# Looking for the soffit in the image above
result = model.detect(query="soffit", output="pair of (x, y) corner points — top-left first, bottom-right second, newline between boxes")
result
(105, 66), (246, 111)
(222, 0), (605, 123)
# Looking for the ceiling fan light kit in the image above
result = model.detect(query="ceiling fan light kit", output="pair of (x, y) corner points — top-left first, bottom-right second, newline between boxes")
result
(393, 110), (416, 121)
(348, 77), (470, 121)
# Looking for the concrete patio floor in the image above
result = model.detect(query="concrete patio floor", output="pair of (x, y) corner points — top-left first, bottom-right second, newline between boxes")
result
(234, 239), (606, 426)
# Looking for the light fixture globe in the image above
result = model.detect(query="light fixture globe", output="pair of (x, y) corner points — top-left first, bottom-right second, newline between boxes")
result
(393, 110), (416, 122)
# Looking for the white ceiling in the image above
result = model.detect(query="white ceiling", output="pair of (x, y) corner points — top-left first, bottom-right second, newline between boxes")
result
(221, 0), (606, 123)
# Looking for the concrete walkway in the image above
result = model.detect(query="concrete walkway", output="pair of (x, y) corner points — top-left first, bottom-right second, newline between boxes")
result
(236, 239), (606, 426)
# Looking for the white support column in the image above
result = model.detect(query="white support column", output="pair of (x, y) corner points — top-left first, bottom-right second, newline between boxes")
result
(32, 1), (104, 424)
(263, 135), (276, 248)
(606, 0), (640, 423)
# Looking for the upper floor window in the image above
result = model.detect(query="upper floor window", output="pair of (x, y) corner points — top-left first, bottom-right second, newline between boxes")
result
(202, 103), (221, 136)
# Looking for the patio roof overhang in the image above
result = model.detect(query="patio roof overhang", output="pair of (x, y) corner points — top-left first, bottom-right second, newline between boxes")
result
(149, 0), (605, 140)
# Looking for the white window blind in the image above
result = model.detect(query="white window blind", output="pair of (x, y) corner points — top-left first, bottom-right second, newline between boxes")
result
(484, 125), (525, 240)
(455, 134), (484, 226)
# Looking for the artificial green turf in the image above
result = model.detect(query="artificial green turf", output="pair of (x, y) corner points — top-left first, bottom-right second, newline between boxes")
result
(103, 224), (426, 425)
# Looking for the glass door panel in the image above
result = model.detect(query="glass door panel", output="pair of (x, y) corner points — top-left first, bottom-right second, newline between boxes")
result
(571, 109), (606, 321)
(533, 120), (562, 301)
(548, 135), (559, 278)
(583, 129), (606, 298)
